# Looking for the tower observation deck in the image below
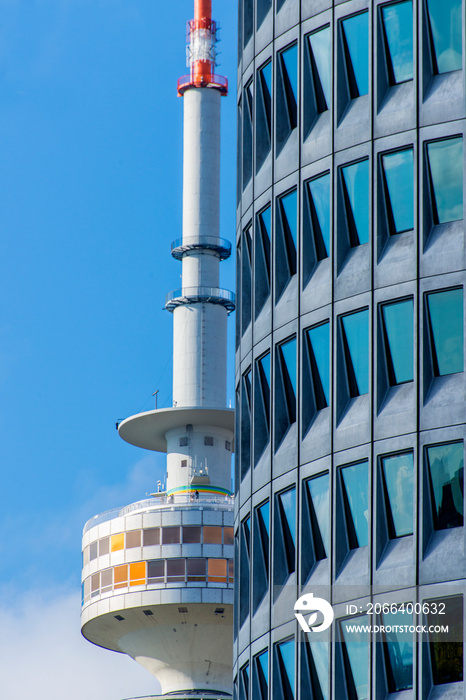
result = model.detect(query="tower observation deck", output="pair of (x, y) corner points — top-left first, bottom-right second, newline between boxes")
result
(80, 2), (234, 698)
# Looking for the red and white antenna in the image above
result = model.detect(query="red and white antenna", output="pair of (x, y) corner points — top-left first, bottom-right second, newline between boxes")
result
(178, 0), (228, 95)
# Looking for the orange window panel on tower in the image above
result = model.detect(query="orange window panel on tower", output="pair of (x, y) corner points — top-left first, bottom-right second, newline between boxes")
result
(203, 526), (222, 544)
(111, 533), (125, 552)
(129, 561), (147, 586)
(114, 564), (128, 589)
(207, 558), (227, 582)
(224, 527), (234, 545)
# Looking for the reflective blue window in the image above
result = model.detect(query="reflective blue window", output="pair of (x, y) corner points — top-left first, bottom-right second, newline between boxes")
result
(280, 189), (298, 249)
(306, 322), (330, 407)
(280, 337), (297, 397)
(303, 639), (329, 700)
(381, 453), (414, 537)
(427, 138), (463, 224)
(308, 26), (332, 111)
(426, 289), (463, 376)
(255, 205), (271, 317)
(381, 149), (414, 234)
(279, 487), (297, 546)
(427, 596), (463, 685)
(341, 160), (369, 246)
(341, 309), (369, 396)
(253, 500), (270, 611)
(307, 173), (331, 259)
(240, 369), (252, 479)
(257, 0), (272, 29)
(426, 441), (464, 530)
(381, 609), (414, 691)
(307, 473), (330, 559)
(253, 649), (269, 700)
(381, 1), (413, 84)
(341, 462), (369, 548)
(340, 616), (369, 699)
(426, 0), (462, 74)
(381, 299), (414, 385)
(276, 639), (295, 700)
(341, 13), (369, 97)
(240, 663), (250, 700)
(254, 352), (271, 463)
(276, 337), (297, 449)
(279, 43), (298, 131)
(256, 62), (272, 171)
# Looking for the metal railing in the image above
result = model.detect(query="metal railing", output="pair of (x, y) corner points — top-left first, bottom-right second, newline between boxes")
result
(164, 286), (235, 313)
(170, 236), (231, 260)
(83, 494), (234, 534)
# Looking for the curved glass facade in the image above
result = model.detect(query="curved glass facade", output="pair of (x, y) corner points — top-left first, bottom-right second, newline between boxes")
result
(235, 1), (466, 698)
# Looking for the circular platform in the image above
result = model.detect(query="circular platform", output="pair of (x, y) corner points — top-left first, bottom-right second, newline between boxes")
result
(171, 237), (231, 261)
(118, 407), (235, 453)
(164, 287), (235, 314)
(123, 694), (231, 700)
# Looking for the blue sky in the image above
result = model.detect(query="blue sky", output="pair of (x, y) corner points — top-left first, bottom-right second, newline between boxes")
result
(0, 1), (237, 696)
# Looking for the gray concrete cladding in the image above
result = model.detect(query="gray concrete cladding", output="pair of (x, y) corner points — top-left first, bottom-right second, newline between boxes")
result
(235, 0), (466, 699)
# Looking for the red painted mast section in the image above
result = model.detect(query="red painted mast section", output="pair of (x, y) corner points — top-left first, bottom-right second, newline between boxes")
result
(177, 0), (228, 96)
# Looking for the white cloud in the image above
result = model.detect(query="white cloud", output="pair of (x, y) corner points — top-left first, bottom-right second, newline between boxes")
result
(0, 587), (161, 700)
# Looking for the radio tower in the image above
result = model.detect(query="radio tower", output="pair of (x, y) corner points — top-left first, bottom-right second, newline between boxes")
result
(80, 2), (234, 698)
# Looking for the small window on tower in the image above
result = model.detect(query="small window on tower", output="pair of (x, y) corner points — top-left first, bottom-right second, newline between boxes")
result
(179, 437), (189, 447)
(181, 459), (188, 468)
(205, 436), (214, 446)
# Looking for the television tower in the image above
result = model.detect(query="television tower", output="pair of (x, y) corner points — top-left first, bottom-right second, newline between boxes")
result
(80, 2), (234, 698)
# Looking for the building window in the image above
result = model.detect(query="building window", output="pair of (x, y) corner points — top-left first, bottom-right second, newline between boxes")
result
(162, 526), (181, 545)
(381, 452), (414, 537)
(241, 226), (252, 334)
(274, 638), (295, 700)
(204, 526), (222, 544)
(241, 369), (252, 479)
(380, 1), (413, 84)
(426, 137), (463, 224)
(340, 13), (369, 99)
(242, 81), (253, 189)
(276, 43), (298, 153)
(301, 638), (329, 700)
(126, 530), (141, 548)
(340, 309), (370, 397)
(256, 61), (272, 172)
(303, 322), (330, 434)
(147, 559), (164, 584)
(426, 441), (464, 530)
(380, 298), (414, 385)
(182, 526), (201, 544)
(275, 188), (298, 300)
(275, 336), (297, 450)
(254, 205), (271, 317)
(143, 528), (160, 546)
(254, 352), (271, 464)
(340, 462), (369, 548)
(302, 473), (330, 582)
(340, 616), (369, 700)
(253, 500), (270, 611)
(381, 149), (414, 234)
(381, 608), (413, 691)
(257, 0), (272, 29)
(239, 516), (251, 626)
(426, 288), (463, 376)
(303, 173), (331, 284)
(340, 159), (370, 247)
(237, 100), (242, 204)
(252, 649), (269, 700)
(274, 486), (297, 587)
(243, 0), (253, 48)
(304, 26), (331, 137)
(426, 0), (462, 74)
(426, 596), (463, 685)
(239, 663), (249, 700)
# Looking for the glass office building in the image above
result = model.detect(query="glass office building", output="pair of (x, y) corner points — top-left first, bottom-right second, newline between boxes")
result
(234, 1), (465, 698)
